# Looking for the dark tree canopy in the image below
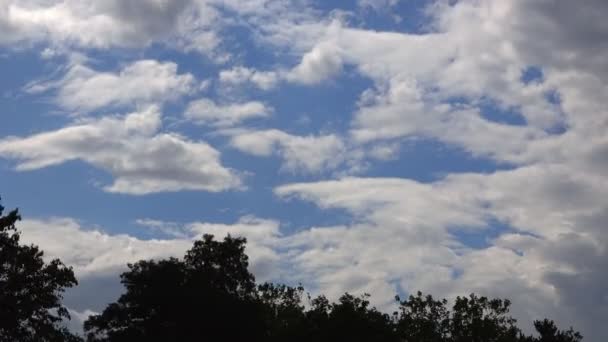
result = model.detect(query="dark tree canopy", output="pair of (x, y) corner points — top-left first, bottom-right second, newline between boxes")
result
(0, 198), (584, 342)
(0, 200), (80, 342)
(305, 293), (399, 342)
(85, 234), (583, 342)
(84, 235), (267, 342)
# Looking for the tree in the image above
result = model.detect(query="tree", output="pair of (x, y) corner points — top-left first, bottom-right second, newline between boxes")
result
(308, 293), (399, 342)
(257, 283), (309, 341)
(0, 199), (80, 342)
(396, 291), (450, 341)
(396, 292), (583, 342)
(84, 234), (267, 342)
(449, 294), (520, 342)
(85, 234), (583, 341)
(530, 319), (583, 342)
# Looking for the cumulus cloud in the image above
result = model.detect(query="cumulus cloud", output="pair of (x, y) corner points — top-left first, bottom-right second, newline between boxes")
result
(16, 165), (608, 339)
(229, 129), (346, 173)
(2, 0), (608, 340)
(219, 66), (280, 90)
(0, 0), (222, 55)
(263, 2), (608, 338)
(25, 60), (195, 114)
(358, 0), (400, 11)
(0, 106), (241, 194)
(0, 0), (324, 61)
(285, 42), (344, 85)
(184, 98), (272, 127)
(217, 41), (344, 90)
(18, 215), (282, 314)
(275, 164), (608, 339)
(19, 216), (281, 278)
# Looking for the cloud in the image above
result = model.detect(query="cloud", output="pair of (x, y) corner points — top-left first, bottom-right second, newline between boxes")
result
(216, 24), (347, 91)
(0, 106), (241, 194)
(184, 98), (272, 127)
(18, 215), (282, 315)
(219, 67), (280, 90)
(358, 0), (400, 11)
(275, 163), (608, 340)
(19, 217), (190, 277)
(262, 2), (608, 336)
(285, 41), (344, 85)
(19, 216), (281, 279)
(0, 0), (221, 55)
(229, 129), (346, 173)
(274, 177), (483, 308)
(350, 80), (548, 163)
(0, 0), (324, 61)
(2, 1), (608, 340)
(25, 60), (195, 114)
(217, 41), (343, 90)
(13, 166), (608, 341)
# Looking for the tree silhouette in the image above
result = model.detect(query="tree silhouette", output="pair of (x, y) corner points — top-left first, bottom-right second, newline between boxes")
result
(306, 293), (399, 342)
(519, 319), (583, 342)
(84, 234), (267, 342)
(257, 283), (310, 341)
(395, 291), (451, 341)
(449, 294), (520, 342)
(395, 292), (583, 342)
(85, 234), (583, 342)
(0, 200), (80, 342)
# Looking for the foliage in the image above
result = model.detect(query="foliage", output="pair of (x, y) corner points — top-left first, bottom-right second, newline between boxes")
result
(0, 200), (80, 342)
(0, 197), (586, 341)
(85, 234), (583, 342)
(84, 235), (266, 342)
(396, 291), (451, 341)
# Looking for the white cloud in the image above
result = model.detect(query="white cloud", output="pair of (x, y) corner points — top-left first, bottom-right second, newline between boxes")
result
(19, 217), (191, 277)
(229, 129), (346, 173)
(358, 0), (400, 11)
(285, 41), (344, 85)
(0, 0), (222, 56)
(0, 106), (241, 194)
(18, 215), (282, 315)
(25, 60), (195, 114)
(275, 164), (608, 340)
(262, 2), (608, 337)
(187, 216), (282, 281)
(219, 66), (280, 90)
(19, 215), (281, 278)
(216, 24), (346, 91)
(184, 98), (272, 127)
(218, 41), (343, 90)
(2, 1), (608, 340)
(0, 0), (325, 62)
(13, 165), (608, 341)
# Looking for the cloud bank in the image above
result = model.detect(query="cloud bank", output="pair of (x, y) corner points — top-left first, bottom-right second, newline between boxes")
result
(1, 1), (607, 340)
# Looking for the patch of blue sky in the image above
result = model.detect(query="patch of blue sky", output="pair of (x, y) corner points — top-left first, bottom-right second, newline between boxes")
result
(0, 7), (513, 244)
(520, 65), (544, 85)
(0, 49), (71, 136)
(545, 89), (561, 106)
(263, 65), (372, 134)
(362, 138), (515, 183)
(478, 100), (528, 126)
(0, 148), (354, 240)
(446, 96), (527, 127)
(449, 219), (514, 250)
(144, 43), (220, 80)
(518, 66), (568, 134)
(313, 0), (433, 34)
(0, 161), (122, 227)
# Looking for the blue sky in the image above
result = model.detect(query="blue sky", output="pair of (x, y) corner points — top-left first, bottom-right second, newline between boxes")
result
(1, 1), (607, 340)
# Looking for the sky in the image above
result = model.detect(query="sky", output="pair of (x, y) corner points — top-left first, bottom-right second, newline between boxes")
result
(0, 0), (607, 340)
